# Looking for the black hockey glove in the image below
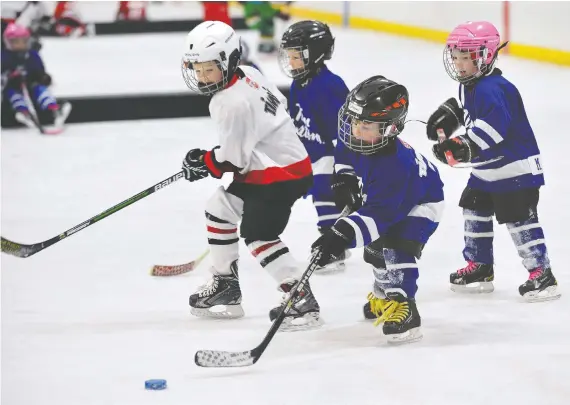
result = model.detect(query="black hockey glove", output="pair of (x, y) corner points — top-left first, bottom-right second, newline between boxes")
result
(432, 136), (477, 165)
(6, 71), (24, 89)
(331, 173), (362, 212)
(426, 98), (464, 141)
(311, 220), (355, 267)
(182, 149), (209, 182)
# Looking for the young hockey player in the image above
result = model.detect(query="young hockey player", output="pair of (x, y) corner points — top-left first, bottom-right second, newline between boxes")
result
(279, 20), (350, 274)
(1, 22), (71, 131)
(180, 21), (321, 330)
(310, 76), (445, 343)
(427, 21), (560, 302)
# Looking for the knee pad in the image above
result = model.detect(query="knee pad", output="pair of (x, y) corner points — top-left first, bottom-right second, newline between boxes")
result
(205, 186), (243, 225)
(364, 239), (386, 268)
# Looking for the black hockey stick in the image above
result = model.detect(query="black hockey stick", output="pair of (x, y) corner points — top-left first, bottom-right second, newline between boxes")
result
(1, 171), (185, 258)
(194, 206), (352, 368)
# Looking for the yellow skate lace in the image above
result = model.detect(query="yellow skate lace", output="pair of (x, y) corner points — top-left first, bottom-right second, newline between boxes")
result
(367, 292), (397, 327)
(378, 301), (410, 325)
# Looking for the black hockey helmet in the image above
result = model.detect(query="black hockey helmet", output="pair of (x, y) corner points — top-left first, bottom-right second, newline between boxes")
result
(338, 76), (409, 155)
(278, 20), (334, 80)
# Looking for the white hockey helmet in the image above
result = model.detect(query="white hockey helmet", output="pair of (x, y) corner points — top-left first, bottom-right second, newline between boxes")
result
(181, 21), (242, 95)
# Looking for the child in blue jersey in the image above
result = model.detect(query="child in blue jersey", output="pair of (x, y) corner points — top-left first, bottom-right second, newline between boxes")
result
(279, 20), (350, 274)
(1, 22), (69, 129)
(311, 76), (445, 343)
(427, 21), (560, 302)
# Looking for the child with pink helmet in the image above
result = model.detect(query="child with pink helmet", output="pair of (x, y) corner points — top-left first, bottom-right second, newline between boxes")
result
(2, 22), (71, 131)
(426, 21), (560, 302)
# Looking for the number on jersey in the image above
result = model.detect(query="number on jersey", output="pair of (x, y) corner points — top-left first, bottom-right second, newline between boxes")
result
(414, 150), (435, 177)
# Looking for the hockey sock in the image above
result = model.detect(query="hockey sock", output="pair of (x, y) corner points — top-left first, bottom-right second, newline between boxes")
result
(382, 248), (419, 299)
(462, 208), (494, 264)
(506, 210), (550, 270)
(206, 212), (239, 276)
(246, 239), (299, 283)
(32, 85), (58, 110)
(7, 90), (29, 113)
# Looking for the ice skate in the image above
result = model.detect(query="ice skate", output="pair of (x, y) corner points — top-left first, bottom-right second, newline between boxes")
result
(519, 267), (561, 302)
(363, 292), (390, 320)
(379, 292), (422, 344)
(189, 260), (244, 319)
(450, 261), (495, 293)
(269, 278), (322, 331)
(314, 250), (350, 275)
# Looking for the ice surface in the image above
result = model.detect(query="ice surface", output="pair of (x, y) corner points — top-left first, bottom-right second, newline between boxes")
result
(2, 28), (570, 405)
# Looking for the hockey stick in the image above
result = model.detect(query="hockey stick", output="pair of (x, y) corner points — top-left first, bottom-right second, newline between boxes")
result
(16, 83), (46, 134)
(150, 249), (210, 276)
(1, 171), (185, 258)
(194, 206), (352, 368)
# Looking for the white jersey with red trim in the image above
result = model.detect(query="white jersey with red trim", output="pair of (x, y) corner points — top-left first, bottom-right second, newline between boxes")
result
(209, 65), (312, 185)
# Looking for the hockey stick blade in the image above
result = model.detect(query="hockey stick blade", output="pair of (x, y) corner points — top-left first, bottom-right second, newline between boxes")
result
(150, 249), (210, 276)
(194, 253), (322, 368)
(1, 171), (185, 258)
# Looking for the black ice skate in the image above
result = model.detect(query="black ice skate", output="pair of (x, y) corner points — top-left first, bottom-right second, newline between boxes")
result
(189, 260), (244, 319)
(380, 292), (422, 344)
(450, 261), (495, 293)
(363, 292), (390, 320)
(269, 278), (322, 331)
(519, 267), (561, 302)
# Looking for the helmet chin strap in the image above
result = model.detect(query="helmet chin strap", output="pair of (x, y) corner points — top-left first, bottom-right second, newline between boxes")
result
(484, 41), (509, 77)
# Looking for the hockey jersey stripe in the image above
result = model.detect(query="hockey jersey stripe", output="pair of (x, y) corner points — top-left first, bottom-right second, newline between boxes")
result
(467, 128), (490, 150)
(235, 156), (312, 185)
(407, 201), (445, 223)
(474, 119), (503, 144)
(472, 156), (540, 181)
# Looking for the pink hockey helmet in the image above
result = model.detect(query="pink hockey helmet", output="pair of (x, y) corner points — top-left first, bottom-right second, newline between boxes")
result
(443, 21), (502, 85)
(3, 22), (31, 51)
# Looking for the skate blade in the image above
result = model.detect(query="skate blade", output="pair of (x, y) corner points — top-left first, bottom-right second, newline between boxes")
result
(314, 261), (346, 275)
(279, 312), (323, 332)
(386, 327), (423, 345)
(450, 281), (494, 294)
(522, 285), (561, 303)
(190, 304), (244, 319)
(15, 112), (35, 128)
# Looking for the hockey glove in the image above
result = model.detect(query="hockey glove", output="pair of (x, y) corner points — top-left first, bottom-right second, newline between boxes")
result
(6, 71), (24, 89)
(426, 98), (464, 141)
(311, 220), (354, 267)
(182, 149), (209, 182)
(331, 173), (362, 212)
(432, 136), (477, 165)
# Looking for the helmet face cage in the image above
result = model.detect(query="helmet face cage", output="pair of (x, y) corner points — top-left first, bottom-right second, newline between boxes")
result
(443, 44), (493, 86)
(181, 57), (229, 96)
(278, 44), (310, 79)
(338, 104), (405, 155)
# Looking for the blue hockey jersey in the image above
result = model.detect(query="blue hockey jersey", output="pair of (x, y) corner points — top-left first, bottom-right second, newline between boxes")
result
(1, 49), (46, 90)
(459, 70), (544, 193)
(334, 139), (445, 248)
(289, 66), (349, 175)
